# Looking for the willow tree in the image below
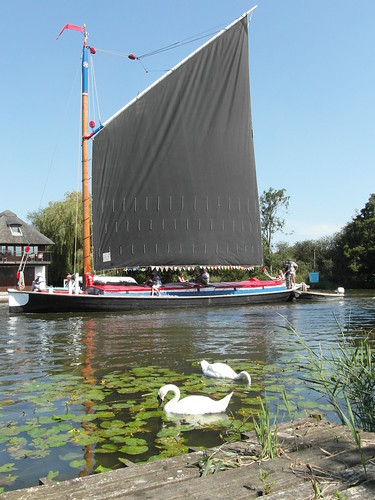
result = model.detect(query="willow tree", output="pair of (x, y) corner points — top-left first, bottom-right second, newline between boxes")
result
(260, 188), (290, 266)
(28, 192), (84, 285)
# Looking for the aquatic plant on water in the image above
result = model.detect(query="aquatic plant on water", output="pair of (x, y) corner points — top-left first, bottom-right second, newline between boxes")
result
(0, 363), (258, 492)
(0, 354), (344, 493)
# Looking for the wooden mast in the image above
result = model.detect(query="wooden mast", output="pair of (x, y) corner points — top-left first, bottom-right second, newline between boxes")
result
(82, 25), (91, 281)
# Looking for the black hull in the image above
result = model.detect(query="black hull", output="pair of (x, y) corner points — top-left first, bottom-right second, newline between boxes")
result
(8, 289), (293, 314)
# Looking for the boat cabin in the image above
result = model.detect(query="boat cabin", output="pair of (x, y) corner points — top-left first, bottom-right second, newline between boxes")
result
(0, 210), (54, 291)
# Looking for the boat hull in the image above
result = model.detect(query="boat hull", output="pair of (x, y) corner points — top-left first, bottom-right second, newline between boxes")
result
(293, 290), (345, 300)
(8, 286), (293, 313)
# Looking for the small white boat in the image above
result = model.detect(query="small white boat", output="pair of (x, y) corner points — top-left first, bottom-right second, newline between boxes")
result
(294, 287), (345, 301)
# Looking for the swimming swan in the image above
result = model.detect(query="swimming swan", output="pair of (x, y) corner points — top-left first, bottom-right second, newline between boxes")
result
(201, 360), (251, 385)
(157, 384), (233, 415)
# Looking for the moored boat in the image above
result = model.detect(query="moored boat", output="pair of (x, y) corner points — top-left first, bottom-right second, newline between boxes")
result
(8, 278), (292, 313)
(293, 287), (345, 301)
(8, 6), (294, 314)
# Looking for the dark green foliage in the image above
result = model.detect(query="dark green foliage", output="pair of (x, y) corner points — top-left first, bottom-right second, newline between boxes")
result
(264, 193), (375, 289)
(333, 194), (375, 288)
(292, 237), (337, 287)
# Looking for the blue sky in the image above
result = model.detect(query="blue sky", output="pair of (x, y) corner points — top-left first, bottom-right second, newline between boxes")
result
(1, 0), (374, 246)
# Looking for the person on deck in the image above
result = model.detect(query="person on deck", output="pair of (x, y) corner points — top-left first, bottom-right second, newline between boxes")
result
(284, 261), (292, 288)
(284, 260), (298, 288)
(196, 268), (210, 285)
(277, 269), (285, 280)
(289, 260), (298, 286)
(31, 273), (46, 292)
(151, 270), (162, 296)
(177, 272), (186, 283)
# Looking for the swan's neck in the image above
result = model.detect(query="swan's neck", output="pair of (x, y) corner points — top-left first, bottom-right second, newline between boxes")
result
(238, 371), (251, 384)
(201, 360), (209, 371)
(164, 384), (180, 404)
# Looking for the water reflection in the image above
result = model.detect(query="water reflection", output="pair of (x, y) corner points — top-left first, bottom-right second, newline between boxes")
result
(165, 412), (230, 426)
(0, 292), (375, 492)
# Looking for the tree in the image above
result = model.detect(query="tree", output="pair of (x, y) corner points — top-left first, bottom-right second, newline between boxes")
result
(28, 192), (84, 285)
(260, 188), (290, 266)
(293, 237), (336, 287)
(333, 193), (375, 288)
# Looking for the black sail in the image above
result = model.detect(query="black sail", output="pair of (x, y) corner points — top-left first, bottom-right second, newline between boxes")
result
(92, 14), (262, 270)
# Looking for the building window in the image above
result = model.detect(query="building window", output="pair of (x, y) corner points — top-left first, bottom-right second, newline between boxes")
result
(9, 225), (23, 236)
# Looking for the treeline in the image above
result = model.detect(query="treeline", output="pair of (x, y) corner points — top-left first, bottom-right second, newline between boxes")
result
(265, 193), (375, 289)
(28, 192), (375, 289)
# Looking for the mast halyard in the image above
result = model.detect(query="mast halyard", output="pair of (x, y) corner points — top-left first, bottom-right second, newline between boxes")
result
(81, 25), (91, 280)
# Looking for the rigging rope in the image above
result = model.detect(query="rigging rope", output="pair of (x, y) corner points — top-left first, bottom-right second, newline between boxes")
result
(18, 271), (25, 291)
(95, 10), (256, 64)
(73, 67), (84, 276)
(89, 52), (102, 126)
(17, 248), (30, 290)
(38, 64), (81, 210)
(94, 14), (254, 74)
(93, 21), (226, 66)
(94, 30), (217, 61)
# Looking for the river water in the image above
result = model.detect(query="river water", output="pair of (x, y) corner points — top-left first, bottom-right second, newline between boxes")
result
(1, 291), (374, 493)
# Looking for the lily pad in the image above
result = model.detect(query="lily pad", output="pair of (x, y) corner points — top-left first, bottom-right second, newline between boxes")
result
(47, 470), (59, 481)
(95, 443), (118, 453)
(95, 411), (116, 419)
(0, 400), (15, 407)
(59, 451), (83, 462)
(94, 465), (113, 473)
(69, 459), (87, 469)
(109, 435), (129, 444)
(0, 463), (17, 473)
(119, 444), (149, 455)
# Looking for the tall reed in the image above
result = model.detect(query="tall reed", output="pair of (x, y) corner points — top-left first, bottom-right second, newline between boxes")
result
(281, 319), (375, 431)
(252, 393), (279, 459)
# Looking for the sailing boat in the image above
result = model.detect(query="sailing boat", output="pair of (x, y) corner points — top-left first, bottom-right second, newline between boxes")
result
(8, 7), (293, 313)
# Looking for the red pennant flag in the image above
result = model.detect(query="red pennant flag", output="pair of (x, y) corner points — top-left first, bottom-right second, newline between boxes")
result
(56, 24), (85, 40)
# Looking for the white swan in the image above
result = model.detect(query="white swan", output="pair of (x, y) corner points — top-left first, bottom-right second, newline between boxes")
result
(201, 360), (251, 385)
(157, 384), (233, 415)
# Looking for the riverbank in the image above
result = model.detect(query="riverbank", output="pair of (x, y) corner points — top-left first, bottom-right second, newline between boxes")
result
(2, 417), (374, 499)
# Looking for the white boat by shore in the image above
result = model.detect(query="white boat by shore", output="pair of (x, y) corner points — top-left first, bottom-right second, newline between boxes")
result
(293, 286), (345, 301)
